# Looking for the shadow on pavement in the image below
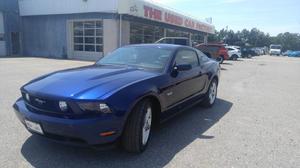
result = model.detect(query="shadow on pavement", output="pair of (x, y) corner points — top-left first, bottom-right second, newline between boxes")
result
(21, 99), (233, 168)
(222, 62), (233, 65)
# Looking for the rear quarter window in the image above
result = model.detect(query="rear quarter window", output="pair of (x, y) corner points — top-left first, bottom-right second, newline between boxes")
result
(175, 50), (199, 67)
(207, 46), (220, 52)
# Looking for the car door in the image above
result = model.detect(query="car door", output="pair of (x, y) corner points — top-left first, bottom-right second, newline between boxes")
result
(227, 47), (234, 57)
(163, 49), (205, 108)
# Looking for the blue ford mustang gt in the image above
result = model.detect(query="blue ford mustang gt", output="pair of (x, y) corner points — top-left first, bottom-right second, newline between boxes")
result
(13, 44), (220, 153)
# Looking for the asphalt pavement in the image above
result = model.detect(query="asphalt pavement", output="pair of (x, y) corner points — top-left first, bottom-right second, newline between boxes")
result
(0, 56), (299, 168)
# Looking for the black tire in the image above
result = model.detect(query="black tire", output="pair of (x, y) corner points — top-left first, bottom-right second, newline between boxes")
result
(122, 100), (153, 153)
(217, 56), (224, 64)
(232, 55), (238, 61)
(201, 79), (218, 108)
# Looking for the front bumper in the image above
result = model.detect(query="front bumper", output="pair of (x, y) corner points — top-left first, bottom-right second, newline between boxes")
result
(13, 98), (124, 146)
(270, 51), (281, 55)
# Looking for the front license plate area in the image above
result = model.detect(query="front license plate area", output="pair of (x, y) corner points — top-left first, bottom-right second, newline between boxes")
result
(25, 120), (44, 135)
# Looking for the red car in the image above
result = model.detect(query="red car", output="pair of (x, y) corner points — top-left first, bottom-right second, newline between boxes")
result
(195, 44), (229, 63)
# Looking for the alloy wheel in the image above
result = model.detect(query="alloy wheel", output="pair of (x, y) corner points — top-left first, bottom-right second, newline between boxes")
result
(142, 107), (152, 145)
(209, 82), (217, 104)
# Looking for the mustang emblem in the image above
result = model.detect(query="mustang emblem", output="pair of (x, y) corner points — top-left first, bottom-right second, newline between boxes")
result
(34, 98), (46, 105)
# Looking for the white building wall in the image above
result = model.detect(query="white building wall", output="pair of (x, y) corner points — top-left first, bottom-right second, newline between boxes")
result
(19, 0), (119, 16)
(103, 19), (119, 55)
(0, 12), (6, 56)
(121, 20), (130, 46)
(102, 19), (130, 55)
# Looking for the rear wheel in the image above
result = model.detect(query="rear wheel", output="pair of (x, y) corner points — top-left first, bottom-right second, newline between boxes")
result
(217, 56), (224, 64)
(122, 100), (152, 153)
(202, 79), (218, 107)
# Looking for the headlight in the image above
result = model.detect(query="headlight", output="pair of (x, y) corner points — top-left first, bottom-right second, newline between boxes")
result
(59, 101), (68, 111)
(78, 102), (112, 114)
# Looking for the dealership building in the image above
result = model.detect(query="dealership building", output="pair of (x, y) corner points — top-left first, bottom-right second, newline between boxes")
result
(0, 0), (21, 56)
(1, 0), (215, 61)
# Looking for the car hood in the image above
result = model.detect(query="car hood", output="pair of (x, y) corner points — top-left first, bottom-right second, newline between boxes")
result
(270, 49), (281, 52)
(22, 65), (159, 100)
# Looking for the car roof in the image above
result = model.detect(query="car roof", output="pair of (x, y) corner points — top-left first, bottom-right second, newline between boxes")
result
(226, 46), (237, 49)
(227, 46), (240, 48)
(125, 43), (193, 50)
(197, 43), (224, 47)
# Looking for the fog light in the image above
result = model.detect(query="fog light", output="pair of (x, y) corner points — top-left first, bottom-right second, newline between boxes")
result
(99, 103), (112, 114)
(25, 93), (30, 102)
(59, 101), (68, 111)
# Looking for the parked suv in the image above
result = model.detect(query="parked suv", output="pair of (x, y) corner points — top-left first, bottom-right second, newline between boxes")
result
(226, 46), (241, 60)
(269, 44), (282, 56)
(195, 44), (229, 63)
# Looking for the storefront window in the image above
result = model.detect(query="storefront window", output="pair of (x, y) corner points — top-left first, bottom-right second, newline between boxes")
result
(130, 22), (164, 44)
(73, 20), (103, 52)
(192, 33), (205, 45)
(166, 29), (190, 38)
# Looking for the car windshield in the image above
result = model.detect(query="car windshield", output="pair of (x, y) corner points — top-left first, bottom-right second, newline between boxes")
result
(96, 46), (174, 71)
(271, 46), (281, 49)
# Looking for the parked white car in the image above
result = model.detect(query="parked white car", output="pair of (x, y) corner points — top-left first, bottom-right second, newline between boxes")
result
(269, 44), (282, 56)
(226, 46), (241, 60)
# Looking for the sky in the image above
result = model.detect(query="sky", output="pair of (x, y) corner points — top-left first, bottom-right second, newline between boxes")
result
(150, 0), (300, 36)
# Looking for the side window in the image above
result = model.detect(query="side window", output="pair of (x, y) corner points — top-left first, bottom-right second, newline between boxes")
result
(175, 49), (199, 68)
(227, 48), (234, 51)
(196, 50), (210, 62)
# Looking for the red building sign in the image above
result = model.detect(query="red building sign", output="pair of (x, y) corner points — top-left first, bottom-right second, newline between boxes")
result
(143, 5), (213, 33)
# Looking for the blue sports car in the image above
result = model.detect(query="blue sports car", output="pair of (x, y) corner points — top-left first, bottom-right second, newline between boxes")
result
(13, 44), (220, 153)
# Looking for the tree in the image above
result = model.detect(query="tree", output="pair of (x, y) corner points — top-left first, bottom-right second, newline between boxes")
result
(207, 28), (300, 51)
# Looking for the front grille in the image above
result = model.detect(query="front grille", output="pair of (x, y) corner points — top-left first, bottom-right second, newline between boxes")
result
(21, 92), (100, 119)
(27, 94), (60, 111)
(22, 92), (72, 118)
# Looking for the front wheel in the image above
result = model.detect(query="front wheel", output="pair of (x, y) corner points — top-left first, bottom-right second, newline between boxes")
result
(122, 100), (153, 153)
(202, 79), (218, 107)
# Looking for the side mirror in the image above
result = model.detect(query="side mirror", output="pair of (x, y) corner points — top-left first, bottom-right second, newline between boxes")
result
(174, 64), (192, 71)
(171, 64), (192, 77)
